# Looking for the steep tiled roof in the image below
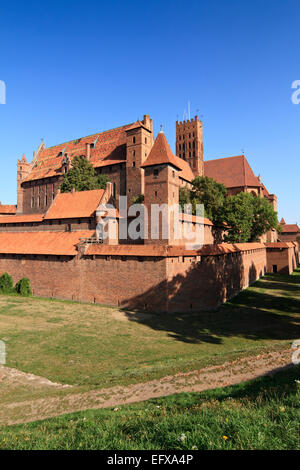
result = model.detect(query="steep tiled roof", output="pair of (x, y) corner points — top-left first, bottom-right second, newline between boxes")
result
(85, 242), (265, 257)
(24, 122), (139, 182)
(280, 224), (300, 233)
(141, 132), (182, 170)
(0, 214), (44, 224)
(204, 155), (260, 188)
(0, 231), (94, 255)
(44, 189), (105, 220)
(0, 205), (17, 214)
(175, 157), (195, 182)
(280, 218), (286, 224)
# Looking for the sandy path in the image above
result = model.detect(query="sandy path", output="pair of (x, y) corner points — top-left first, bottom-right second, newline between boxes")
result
(0, 348), (293, 426)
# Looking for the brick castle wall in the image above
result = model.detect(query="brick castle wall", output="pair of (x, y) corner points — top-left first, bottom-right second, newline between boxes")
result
(0, 246), (266, 312)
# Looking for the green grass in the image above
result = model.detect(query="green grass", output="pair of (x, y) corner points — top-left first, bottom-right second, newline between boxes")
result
(0, 366), (299, 450)
(0, 268), (299, 406)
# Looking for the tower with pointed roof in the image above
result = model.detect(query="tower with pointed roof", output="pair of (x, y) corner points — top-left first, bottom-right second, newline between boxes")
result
(142, 129), (181, 245)
(17, 154), (31, 214)
(176, 115), (204, 178)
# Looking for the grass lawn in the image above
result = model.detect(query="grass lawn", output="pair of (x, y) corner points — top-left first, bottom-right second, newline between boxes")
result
(0, 268), (299, 405)
(0, 365), (299, 450)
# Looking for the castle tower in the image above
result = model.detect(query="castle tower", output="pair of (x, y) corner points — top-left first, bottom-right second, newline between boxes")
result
(17, 154), (31, 214)
(125, 114), (154, 206)
(175, 115), (204, 177)
(142, 128), (181, 245)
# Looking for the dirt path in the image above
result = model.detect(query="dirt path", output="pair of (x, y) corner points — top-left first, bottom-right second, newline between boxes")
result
(0, 348), (293, 426)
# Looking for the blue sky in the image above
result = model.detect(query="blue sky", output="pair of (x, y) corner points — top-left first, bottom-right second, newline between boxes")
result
(0, 0), (299, 224)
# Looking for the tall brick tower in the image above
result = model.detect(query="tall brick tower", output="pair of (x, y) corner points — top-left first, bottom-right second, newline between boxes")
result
(142, 128), (181, 245)
(17, 154), (31, 214)
(125, 114), (154, 206)
(175, 115), (203, 177)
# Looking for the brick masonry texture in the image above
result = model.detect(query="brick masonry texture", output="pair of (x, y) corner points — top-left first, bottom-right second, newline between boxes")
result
(0, 246), (266, 312)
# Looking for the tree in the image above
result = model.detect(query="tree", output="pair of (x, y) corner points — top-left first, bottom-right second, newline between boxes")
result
(15, 278), (32, 297)
(221, 192), (254, 243)
(250, 195), (280, 241)
(190, 176), (227, 222)
(60, 156), (110, 193)
(0, 272), (14, 294)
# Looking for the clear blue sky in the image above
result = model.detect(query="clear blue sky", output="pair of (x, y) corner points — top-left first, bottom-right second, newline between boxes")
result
(0, 0), (299, 224)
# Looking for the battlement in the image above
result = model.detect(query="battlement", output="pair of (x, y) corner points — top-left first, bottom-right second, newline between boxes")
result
(176, 116), (202, 126)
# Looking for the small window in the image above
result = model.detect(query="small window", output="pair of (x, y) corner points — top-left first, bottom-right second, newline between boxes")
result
(133, 161), (136, 167)
(154, 169), (159, 178)
(132, 150), (135, 157)
(155, 191), (157, 197)
(133, 136), (136, 144)
(145, 137), (147, 144)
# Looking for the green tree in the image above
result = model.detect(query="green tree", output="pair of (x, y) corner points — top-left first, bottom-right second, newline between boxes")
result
(221, 192), (254, 243)
(60, 156), (110, 193)
(15, 278), (32, 297)
(250, 195), (280, 242)
(0, 273), (14, 294)
(179, 187), (191, 212)
(190, 176), (227, 222)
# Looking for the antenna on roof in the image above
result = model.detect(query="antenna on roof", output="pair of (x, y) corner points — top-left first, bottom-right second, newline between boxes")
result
(241, 148), (245, 154)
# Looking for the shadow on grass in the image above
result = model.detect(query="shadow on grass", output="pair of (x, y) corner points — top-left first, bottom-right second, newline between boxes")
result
(123, 270), (300, 345)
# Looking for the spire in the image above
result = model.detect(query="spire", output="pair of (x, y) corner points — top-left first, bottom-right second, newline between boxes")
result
(159, 124), (164, 134)
(141, 132), (181, 170)
(20, 153), (27, 163)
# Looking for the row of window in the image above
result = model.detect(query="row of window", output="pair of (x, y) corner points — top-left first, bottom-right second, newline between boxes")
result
(132, 137), (148, 144)
(178, 141), (195, 151)
(178, 152), (196, 159)
(31, 193), (55, 208)
(177, 132), (195, 140)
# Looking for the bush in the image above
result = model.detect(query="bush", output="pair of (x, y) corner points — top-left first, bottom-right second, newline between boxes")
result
(0, 272), (14, 294)
(15, 278), (32, 297)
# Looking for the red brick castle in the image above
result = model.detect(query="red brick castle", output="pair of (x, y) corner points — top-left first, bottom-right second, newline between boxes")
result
(0, 114), (297, 311)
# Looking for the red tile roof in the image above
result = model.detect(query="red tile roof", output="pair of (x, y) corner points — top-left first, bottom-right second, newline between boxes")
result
(265, 242), (295, 249)
(141, 132), (182, 170)
(280, 224), (300, 233)
(44, 189), (105, 220)
(179, 213), (213, 226)
(85, 242), (265, 257)
(0, 205), (17, 215)
(204, 155), (260, 188)
(0, 214), (44, 224)
(0, 231), (94, 255)
(24, 122), (139, 182)
(141, 132), (195, 182)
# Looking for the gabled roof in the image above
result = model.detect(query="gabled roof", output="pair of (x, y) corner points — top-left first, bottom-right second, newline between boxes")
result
(141, 132), (182, 170)
(280, 224), (300, 233)
(24, 122), (140, 182)
(204, 155), (260, 188)
(0, 205), (17, 215)
(44, 189), (105, 220)
(0, 230), (94, 255)
(280, 218), (286, 224)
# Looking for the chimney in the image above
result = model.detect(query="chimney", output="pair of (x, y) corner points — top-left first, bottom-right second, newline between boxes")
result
(86, 143), (91, 161)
